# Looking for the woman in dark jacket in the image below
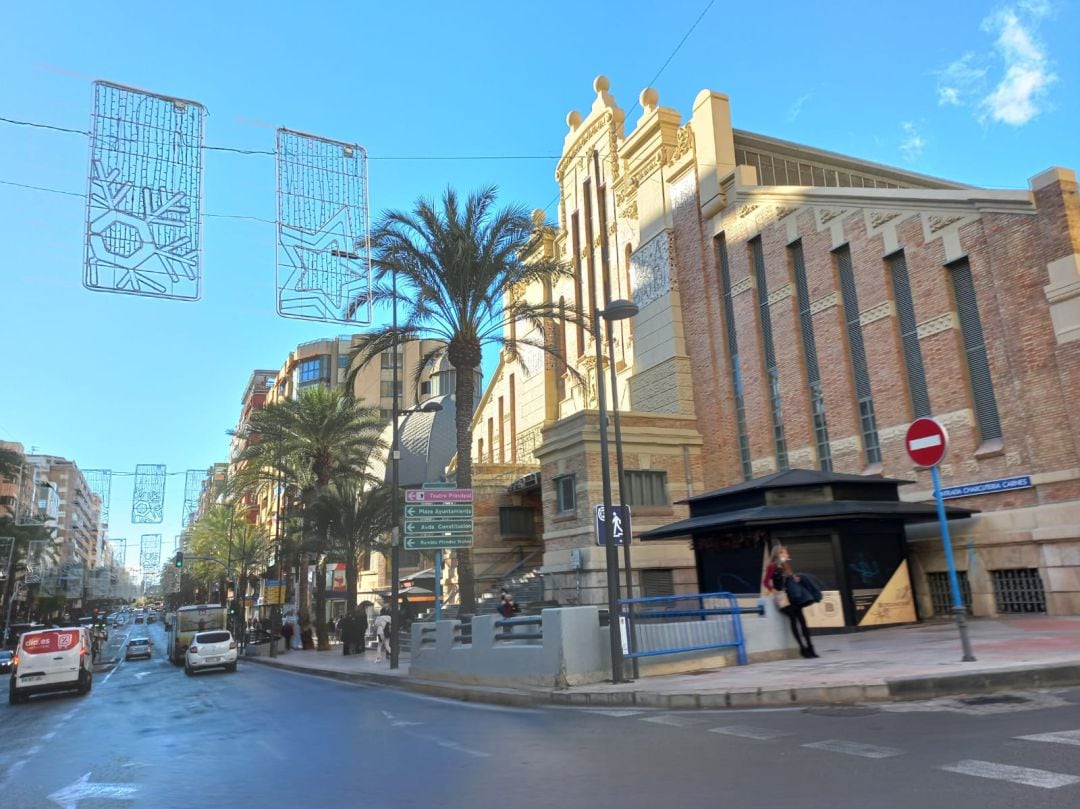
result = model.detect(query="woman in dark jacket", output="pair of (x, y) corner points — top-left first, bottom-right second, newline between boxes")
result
(763, 545), (819, 659)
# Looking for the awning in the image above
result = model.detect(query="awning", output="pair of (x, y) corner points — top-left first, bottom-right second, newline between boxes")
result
(641, 499), (976, 540)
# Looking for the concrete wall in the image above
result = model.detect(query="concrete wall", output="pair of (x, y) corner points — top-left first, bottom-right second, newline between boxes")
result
(408, 603), (798, 687)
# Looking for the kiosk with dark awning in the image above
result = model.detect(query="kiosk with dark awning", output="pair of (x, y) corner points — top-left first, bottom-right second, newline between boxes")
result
(642, 469), (976, 630)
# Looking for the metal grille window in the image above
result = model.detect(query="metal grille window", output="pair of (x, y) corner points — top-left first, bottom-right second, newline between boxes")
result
(554, 474), (576, 514)
(992, 568), (1046, 614)
(751, 237), (789, 470)
(716, 236), (753, 480)
(623, 470), (668, 507)
(641, 568), (675, 598)
(499, 507), (535, 538)
(791, 240), (832, 471)
(836, 246), (882, 465)
(926, 570), (972, 615)
(889, 251), (931, 418)
(950, 259), (1003, 442)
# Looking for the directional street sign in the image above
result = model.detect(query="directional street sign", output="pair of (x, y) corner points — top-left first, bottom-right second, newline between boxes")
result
(405, 489), (473, 503)
(404, 485), (474, 550)
(405, 504), (474, 519)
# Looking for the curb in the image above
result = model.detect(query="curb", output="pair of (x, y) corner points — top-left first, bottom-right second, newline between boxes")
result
(245, 655), (1080, 711)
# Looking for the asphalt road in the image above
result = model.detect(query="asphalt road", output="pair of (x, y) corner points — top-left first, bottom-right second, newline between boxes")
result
(3, 621), (1080, 808)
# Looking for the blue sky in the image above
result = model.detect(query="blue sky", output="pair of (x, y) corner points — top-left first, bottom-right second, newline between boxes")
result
(1, 0), (1076, 567)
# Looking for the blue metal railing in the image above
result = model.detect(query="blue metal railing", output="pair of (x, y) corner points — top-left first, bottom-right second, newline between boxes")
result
(619, 591), (761, 666)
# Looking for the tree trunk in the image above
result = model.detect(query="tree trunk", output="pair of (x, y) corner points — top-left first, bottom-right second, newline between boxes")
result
(315, 556), (329, 651)
(346, 547), (359, 615)
(449, 340), (480, 616)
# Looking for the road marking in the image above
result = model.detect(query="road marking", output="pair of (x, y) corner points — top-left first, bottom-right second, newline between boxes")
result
(406, 731), (491, 758)
(25, 745), (40, 756)
(940, 760), (1080, 789)
(802, 740), (904, 759)
(48, 772), (138, 808)
(586, 709), (644, 717)
(1016, 729), (1080, 747)
(391, 720), (424, 727)
(640, 714), (704, 728)
(42, 732), (56, 741)
(381, 710), (396, 720)
(710, 725), (795, 741)
(60, 709), (80, 721)
(256, 739), (286, 761)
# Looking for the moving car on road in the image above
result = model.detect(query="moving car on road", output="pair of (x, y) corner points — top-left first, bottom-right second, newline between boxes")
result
(125, 638), (152, 661)
(9, 627), (93, 704)
(0, 650), (13, 673)
(185, 631), (237, 675)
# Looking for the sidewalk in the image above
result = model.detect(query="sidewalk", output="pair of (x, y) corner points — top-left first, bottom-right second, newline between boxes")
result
(244, 616), (1080, 710)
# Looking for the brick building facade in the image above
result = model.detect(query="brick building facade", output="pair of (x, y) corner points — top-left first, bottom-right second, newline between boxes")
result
(467, 75), (1080, 618)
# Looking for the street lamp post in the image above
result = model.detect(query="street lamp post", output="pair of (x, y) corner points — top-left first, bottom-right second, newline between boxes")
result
(592, 298), (638, 684)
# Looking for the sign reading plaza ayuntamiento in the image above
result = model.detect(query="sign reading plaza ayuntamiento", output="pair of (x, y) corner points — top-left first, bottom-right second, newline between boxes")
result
(404, 487), (474, 550)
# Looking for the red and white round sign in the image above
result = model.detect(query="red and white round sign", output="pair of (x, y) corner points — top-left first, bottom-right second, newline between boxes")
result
(906, 417), (949, 467)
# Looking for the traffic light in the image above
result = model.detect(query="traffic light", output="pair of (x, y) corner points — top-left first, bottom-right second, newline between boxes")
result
(174, 552), (184, 568)
(228, 599), (237, 617)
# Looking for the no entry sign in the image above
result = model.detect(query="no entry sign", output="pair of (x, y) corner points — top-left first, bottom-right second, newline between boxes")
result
(906, 417), (949, 468)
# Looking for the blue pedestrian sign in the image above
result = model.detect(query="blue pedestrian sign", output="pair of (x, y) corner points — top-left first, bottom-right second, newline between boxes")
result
(595, 504), (632, 546)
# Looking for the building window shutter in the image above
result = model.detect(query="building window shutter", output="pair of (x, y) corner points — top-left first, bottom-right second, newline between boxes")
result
(950, 259), (1003, 442)
(836, 246), (882, 465)
(791, 240), (832, 471)
(751, 237), (789, 470)
(716, 235), (753, 480)
(888, 251), (932, 418)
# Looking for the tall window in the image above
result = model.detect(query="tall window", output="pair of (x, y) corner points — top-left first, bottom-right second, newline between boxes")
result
(498, 396), (506, 463)
(950, 258), (1002, 442)
(835, 246), (882, 465)
(888, 251), (931, 419)
(571, 213), (586, 356)
(716, 235), (753, 480)
(380, 380), (401, 399)
(751, 237), (789, 470)
(624, 470), (668, 507)
(790, 240), (832, 471)
(554, 474), (576, 513)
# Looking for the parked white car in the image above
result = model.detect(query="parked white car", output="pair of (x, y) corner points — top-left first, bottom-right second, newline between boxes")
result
(184, 630), (238, 675)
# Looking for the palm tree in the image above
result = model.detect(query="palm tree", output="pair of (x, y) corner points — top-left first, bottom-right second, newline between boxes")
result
(235, 386), (384, 639)
(347, 186), (572, 615)
(0, 447), (24, 519)
(310, 479), (394, 622)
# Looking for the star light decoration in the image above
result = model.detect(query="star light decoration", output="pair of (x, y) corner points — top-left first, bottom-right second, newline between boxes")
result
(275, 128), (372, 324)
(84, 81), (205, 301)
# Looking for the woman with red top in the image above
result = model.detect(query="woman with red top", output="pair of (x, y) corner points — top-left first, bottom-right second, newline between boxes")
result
(764, 545), (818, 659)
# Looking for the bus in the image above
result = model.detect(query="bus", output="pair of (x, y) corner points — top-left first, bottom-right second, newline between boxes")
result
(166, 604), (227, 665)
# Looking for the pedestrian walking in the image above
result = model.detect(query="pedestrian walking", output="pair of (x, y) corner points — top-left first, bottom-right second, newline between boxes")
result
(400, 594), (414, 630)
(341, 613), (354, 655)
(497, 587), (517, 618)
(763, 545), (822, 659)
(373, 608), (392, 662)
(280, 619), (294, 653)
(354, 608), (368, 655)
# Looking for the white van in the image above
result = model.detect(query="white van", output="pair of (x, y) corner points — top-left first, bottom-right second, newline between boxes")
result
(8, 626), (94, 704)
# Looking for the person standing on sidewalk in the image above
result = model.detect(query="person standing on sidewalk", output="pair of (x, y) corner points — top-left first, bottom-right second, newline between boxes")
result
(373, 608), (392, 662)
(764, 545), (820, 659)
(353, 609), (368, 655)
(280, 619), (294, 653)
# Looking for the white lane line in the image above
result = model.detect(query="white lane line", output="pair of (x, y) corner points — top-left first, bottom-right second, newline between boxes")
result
(391, 721), (424, 727)
(60, 709), (80, 721)
(710, 725), (795, 741)
(802, 740), (904, 759)
(585, 709), (644, 717)
(41, 732), (56, 741)
(25, 746), (40, 756)
(406, 732), (491, 759)
(940, 760), (1080, 789)
(1017, 729), (1080, 747)
(640, 714), (704, 728)
(381, 710), (396, 720)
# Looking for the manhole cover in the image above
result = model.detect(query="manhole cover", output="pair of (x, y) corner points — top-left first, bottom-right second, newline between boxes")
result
(802, 706), (880, 717)
(958, 694), (1030, 706)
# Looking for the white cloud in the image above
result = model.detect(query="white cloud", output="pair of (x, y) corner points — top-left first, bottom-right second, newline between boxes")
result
(899, 122), (927, 162)
(787, 90), (814, 122)
(936, 3), (1056, 126)
(980, 7), (1057, 125)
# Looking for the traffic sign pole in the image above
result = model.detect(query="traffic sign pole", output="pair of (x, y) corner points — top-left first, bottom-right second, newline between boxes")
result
(435, 549), (443, 622)
(931, 465), (976, 662)
(906, 418), (975, 663)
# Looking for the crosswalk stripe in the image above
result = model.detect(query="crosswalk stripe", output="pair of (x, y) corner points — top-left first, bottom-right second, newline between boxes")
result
(585, 709), (643, 718)
(709, 725), (794, 741)
(640, 714), (704, 728)
(940, 760), (1080, 789)
(802, 740), (904, 759)
(1016, 729), (1080, 747)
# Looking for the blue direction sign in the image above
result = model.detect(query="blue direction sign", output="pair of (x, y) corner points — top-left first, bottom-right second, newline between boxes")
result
(595, 504), (632, 546)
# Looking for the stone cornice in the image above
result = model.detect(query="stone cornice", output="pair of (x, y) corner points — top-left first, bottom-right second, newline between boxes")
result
(730, 185), (1036, 218)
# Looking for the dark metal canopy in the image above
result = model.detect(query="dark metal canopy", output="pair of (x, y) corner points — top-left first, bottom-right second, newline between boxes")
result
(642, 468), (976, 540)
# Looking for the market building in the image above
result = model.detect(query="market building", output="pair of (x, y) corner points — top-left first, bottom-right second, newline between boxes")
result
(464, 75), (1080, 621)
